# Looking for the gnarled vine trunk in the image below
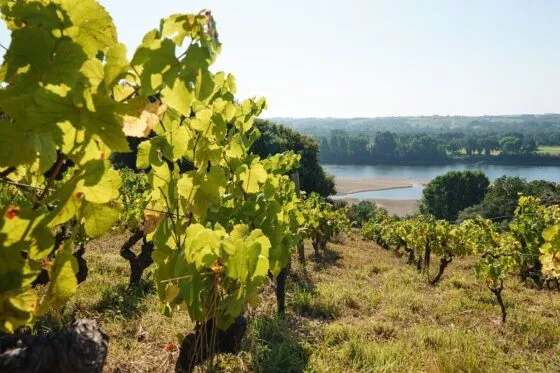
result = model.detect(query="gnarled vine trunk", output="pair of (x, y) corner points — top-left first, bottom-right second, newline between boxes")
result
(423, 242), (431, 274)
(405, 247), (415, 265)
(175, 316), (247, 373)
(416, 257), (423, 272)
(297, 240), (305, 266)
(430, 256), (453, 285)
(32, 245), (89, 287)
(120, 230), (154, 287)
(312, 235), (320, 256)
(490, 287), (507, 324)
(0, 319), (108, 373)
(275, 262), (291, 316)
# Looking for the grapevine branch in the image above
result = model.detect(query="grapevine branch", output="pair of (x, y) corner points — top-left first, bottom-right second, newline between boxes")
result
(0, 166), (16, 179)
(158, 186), (182, 248)
(34, 153), (67, 209)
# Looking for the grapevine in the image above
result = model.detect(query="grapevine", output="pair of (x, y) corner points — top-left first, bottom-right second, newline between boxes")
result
(0, 2), (302, 350)
(0, 0), (127, 332)
(301, 193), (351, 256)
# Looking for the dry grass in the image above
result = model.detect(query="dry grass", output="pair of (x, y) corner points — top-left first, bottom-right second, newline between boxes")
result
(35, 231), (560, 372)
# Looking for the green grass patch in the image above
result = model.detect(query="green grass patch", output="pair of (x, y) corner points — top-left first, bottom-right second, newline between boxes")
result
(537, 145), (560, 155)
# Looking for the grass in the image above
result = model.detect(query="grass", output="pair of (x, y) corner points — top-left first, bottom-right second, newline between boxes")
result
(537, 146), (560, 155)
(34, 231), (560, 372)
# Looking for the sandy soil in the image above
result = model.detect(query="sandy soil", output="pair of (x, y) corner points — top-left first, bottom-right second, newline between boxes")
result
(335, 177), (428, 195)
(334, 177), (426, 216)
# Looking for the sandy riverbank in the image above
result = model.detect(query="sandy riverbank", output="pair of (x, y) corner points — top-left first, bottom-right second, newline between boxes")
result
(335, 177), (428, 195)
(334, 178), (426, 216)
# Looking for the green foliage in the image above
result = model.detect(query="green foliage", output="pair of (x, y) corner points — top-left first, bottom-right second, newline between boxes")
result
(509, 196), (548, 281)
(294, 117), (560, 165)
(361, 208), (390, 244)
(346, 200), (378, 228)
(421, 170), (489, 221)
(118, 168), (150, 230)
(251, 119), (335, 197)
(0, 0), (126, 332)
(457, 176), (560, 224)
(461, 218), (519, 289)
(116, 10), (302, 330)
(301, 193), (351, 253)
(541, 223), (560, 279)
(362, 195), (560, 321)
(508, 196), (560, 281)
(0, 1), (301, 334)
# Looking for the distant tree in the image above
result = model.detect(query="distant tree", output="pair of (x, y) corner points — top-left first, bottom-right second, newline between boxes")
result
(347, 136), (370, 163)
(404, 135), (447, 161)
(522, 138), (537, 154)
(499, 135), (523, 154)
(370, 131), (398, 160)
(457, 176), (527, 223)
(421, 170), (489, 221)
(482, 138), (500, 156)
(446, 139), (463, 156)
(318, 137), (332, 162)
(252, 119), (336, 197)
(346, 201), (378, 227)
(465, 136), (477, 155)
(457, 176), (560, 226)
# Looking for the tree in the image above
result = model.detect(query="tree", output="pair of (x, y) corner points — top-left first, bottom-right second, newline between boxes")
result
(370, 131), (397, 160)
(522, 138), (537, 154)
(499, 135), (523, 154)
(318, 137), (332, 163)
(457, 176), (560, 223)
(421, 171), (489, 221)
(252, 120), (336, 197)
(402, 135), (447, 161)
(346, 200), (378, 227)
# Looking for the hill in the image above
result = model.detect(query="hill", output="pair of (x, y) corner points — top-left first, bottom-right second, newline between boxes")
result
(35, 231), (560, 372)
(270, 115), (560, 138)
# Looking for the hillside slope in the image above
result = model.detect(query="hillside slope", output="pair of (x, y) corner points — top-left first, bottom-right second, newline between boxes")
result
(36, 232), (560, 372)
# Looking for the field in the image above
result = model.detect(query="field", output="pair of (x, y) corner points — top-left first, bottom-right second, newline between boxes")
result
(37, 231), (560, 373)
(537, 146), (560, 155)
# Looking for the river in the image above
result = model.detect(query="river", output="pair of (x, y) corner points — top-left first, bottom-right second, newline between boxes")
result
(324, 164), (560, 200)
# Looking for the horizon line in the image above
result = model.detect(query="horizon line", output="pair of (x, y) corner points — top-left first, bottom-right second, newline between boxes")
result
(264, 113), (560, 120)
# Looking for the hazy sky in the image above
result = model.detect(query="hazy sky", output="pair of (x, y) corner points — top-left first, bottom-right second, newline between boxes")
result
(1, 1), (559, 117)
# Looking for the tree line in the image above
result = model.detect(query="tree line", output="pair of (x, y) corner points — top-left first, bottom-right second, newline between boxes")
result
(318, 130), (560, 164)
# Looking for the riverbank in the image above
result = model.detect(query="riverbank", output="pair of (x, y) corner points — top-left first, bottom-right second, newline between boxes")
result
(334, 178), (423, 216)
(335, 177), (427, 195)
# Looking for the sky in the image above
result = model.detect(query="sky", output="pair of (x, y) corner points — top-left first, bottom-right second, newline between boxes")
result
(1, 0), (559, 117)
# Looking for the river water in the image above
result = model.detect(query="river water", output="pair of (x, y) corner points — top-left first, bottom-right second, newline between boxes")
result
(323, 164), (560, 200)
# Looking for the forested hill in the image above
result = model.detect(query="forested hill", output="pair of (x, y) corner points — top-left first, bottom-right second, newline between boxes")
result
(271, 114), (560, 138)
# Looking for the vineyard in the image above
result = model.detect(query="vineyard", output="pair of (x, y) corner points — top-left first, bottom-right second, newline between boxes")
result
(0, 1), (559, 372)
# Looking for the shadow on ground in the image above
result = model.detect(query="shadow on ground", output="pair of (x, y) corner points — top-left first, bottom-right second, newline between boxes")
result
(246, 315), (311, 373)
(311, 246), (343, 271)
(93, 279), (154, 318)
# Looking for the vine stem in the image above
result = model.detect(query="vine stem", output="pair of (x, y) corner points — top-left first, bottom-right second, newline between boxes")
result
(34, 153), (66, 209)
(159, 271), (215, 283)
(0, 166), (16, 179)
